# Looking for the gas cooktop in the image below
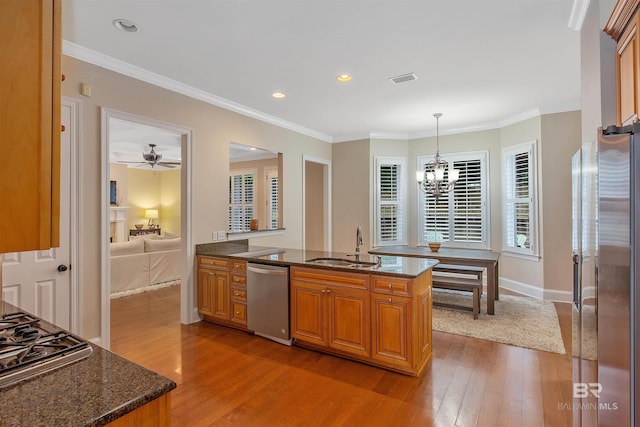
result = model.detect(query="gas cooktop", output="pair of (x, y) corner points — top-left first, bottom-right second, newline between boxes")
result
(0, 312), (93, 388)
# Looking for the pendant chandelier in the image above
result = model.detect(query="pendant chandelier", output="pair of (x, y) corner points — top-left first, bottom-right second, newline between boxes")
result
(416, 113), (460, 202)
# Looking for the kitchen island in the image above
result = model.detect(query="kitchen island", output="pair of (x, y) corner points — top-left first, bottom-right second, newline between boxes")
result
(196, 241), (438, 376)
(0, 302), (176, 427)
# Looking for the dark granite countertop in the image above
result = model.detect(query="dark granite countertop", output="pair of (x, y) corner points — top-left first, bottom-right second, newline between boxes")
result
(196, 240), (438, 278)
(0, 302), (176, 427)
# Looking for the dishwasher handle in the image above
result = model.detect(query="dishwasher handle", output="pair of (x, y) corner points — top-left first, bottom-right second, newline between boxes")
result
(247, 265), (287, 276)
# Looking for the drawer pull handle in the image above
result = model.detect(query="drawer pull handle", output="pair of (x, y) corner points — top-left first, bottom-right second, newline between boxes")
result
(388, 298), (392, 303)
(387, 284), (392, 289)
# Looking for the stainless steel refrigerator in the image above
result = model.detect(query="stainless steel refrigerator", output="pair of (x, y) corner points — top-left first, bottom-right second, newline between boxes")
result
(574, 125), (640, 426)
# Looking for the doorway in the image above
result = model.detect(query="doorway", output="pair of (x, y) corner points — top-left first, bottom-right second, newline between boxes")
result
(100, 108), (193, 349)
(303, 156), (331, 251)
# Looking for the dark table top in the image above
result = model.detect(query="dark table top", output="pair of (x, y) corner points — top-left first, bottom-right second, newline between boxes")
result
(369, 245), (501, 263)
(196, 241), (439, 278)
(0, 302), (176, 427)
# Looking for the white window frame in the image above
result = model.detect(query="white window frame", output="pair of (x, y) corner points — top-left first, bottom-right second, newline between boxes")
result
(502, 141), (538, 258)
(228, 168), (257, 232)
(374, 156), (407, 246)
(417, 151), (490, 249)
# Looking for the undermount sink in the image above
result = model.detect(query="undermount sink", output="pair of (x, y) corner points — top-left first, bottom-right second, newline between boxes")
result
(306, 258), (378, 269)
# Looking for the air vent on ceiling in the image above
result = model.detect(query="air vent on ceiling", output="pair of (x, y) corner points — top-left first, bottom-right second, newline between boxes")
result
(389, 73), (417, 84)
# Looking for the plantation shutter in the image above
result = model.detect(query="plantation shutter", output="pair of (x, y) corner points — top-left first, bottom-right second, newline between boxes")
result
(228, 170), (256, 232)
(452, 159), (483, 243)
(269, 176), (278, 229)
(418, 151), (488, 248)
(423, 190), (450, 243)
(374, 157), (406, 246)
(503, 143), (535, 254)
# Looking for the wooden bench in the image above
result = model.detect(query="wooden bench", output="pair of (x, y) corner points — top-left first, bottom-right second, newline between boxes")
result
(432, 264), (484, 319)
(432, 264), (484, 294)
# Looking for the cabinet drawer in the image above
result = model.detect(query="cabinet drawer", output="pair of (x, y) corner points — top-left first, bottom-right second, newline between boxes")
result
(372, 275), (412, 296)
(231, 260), (247, 273)
(231, 302), (247, 324)
(230, 274), (246, 287)
(198, 256), (229, 270)
(231, 286), (247, 302)
(291, 267), (369, 290)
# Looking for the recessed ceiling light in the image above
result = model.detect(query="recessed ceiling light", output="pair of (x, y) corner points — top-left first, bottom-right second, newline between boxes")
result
(337, 74), (352, 82)
(113, 18), (140, 33)
(272, 92), (286, 99)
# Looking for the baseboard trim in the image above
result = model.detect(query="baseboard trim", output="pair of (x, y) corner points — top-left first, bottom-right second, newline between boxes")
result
(500, 278), (572, 302)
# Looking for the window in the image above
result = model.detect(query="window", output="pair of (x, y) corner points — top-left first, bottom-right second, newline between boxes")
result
(502, 141), (537, 256)
(374, 157), (407, 246)
(228, 169), (256, 232)
(417, 151), (489, 249)
(267, 169), (279, 229)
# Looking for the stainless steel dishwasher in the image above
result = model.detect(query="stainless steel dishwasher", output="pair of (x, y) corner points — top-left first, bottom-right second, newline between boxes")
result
(247, 263), (291, 346)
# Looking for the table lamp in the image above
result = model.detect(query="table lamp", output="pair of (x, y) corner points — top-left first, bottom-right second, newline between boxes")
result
(145, 209), (159, 228)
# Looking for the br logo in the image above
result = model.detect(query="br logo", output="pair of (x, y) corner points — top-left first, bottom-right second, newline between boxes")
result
(573, 383), (602, 398)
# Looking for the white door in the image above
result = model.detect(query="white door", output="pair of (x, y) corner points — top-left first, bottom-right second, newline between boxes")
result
(2, 102), (73, 329)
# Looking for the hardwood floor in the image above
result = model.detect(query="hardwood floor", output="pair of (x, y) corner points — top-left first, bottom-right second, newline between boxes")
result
(110, 285), (573, 426)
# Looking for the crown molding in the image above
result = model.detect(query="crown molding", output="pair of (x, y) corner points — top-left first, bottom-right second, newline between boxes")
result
(62, 41), (333, 143)
(604, 0), (640, 40)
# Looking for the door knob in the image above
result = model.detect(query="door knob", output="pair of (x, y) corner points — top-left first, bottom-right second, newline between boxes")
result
(57, 264), (68, 272)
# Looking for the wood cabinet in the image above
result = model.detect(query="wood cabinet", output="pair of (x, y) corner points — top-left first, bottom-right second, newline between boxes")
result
(291, 266), (432, 376)
(370, 273), (432, 375)
(107, 393), (171, 426)
(197, 256), (248, 330)
(605, 0), (640, 125)
(371, 294), (412, 367)
(291, 267), (370, 358)
(617, 14), (640, 125)
(0, 0), (62, 253)
(230, 260), (248, 327)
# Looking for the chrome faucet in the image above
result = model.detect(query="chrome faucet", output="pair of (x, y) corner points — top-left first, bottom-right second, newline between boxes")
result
(355, 226), (363, 260)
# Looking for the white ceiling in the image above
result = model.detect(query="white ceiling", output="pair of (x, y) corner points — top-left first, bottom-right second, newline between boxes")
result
(63, 0), (582, 142)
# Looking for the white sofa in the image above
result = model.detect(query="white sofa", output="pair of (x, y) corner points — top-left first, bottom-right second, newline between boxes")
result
(110, 236), (181, 297)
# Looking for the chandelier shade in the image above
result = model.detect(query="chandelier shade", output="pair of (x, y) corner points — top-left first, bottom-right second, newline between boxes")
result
(417, 113), (460, 201)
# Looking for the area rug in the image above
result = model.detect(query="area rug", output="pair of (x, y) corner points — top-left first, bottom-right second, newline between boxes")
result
(110, 280), (180, 299)
(432, 291), (566, 354)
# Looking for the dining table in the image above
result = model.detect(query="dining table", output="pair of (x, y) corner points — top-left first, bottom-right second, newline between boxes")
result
(369, 245), (501, 315)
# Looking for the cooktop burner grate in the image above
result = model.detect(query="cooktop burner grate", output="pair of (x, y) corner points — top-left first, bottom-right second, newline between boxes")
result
(0, 312), (92, 388)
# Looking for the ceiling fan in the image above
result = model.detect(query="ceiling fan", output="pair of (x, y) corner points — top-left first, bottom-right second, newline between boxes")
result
(118, 144), (181, 169)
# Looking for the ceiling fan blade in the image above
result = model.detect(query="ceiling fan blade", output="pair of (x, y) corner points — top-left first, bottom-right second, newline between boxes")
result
(117, 160), (147, 165)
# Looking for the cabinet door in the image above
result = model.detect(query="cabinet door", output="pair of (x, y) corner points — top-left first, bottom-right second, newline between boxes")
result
(417, 289), (432, 359)
(618, 17), (639, 125)
(291, 282), (327, 346)
(212, 271), (230, 320)
(371, 294), (412, 369)
(197, 269), (214, 317)
(0, 0), (61, 252)
(327, 287), (370, 357)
